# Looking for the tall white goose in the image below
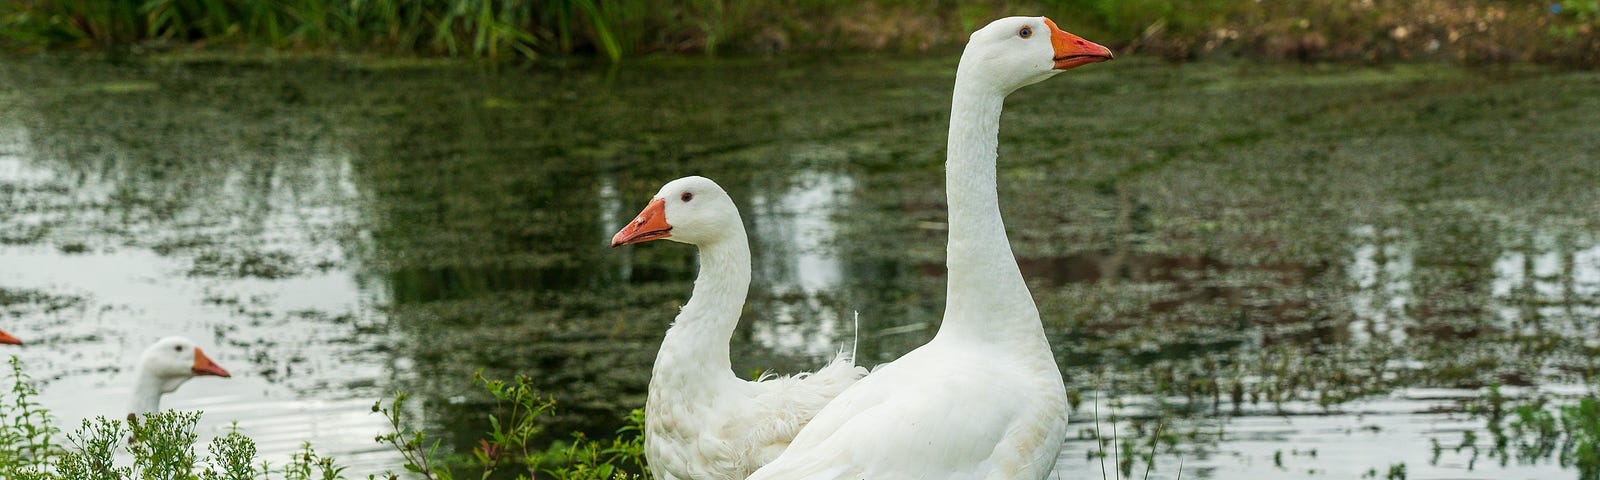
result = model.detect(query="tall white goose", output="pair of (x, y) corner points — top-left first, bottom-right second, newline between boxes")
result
(0, 328), (19, 345)
(745, 16), (1112, 480)
(612, 176), (867, 480)
(130, 336), (232, 415)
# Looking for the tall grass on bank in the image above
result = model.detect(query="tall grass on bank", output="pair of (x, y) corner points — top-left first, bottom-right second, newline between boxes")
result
(3, 0), (1600, 65)
(4, 0), (1599, 65)
(0, 0), (627, 61)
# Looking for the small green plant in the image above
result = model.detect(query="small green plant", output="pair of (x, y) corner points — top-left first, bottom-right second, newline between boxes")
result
(127, 410), (204, 478)
(373, 371), (648, 480)
(53, 418), (129, 480)
(373, 391), (450, 480)
(1083, 390), (1185, 480)
(1560, 398), (1600, 479)
(1450, 387), (1600, 476)
(533, 411), (646, 480)
(1385, 462), (1406, 480)
(202, 426), (267, 480)
(282, 442), (347, 480)
(0, 356), (57, 479)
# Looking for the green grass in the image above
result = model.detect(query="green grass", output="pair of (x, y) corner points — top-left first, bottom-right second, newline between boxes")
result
(2, 0), (1597, 65)
(0, 356), (649, 480)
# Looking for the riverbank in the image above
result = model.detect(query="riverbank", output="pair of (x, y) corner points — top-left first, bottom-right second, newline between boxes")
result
(3, 0), (1597, 66)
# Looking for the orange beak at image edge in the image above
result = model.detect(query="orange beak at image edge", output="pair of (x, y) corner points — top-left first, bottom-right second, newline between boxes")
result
(1045, 18), (1114, 70)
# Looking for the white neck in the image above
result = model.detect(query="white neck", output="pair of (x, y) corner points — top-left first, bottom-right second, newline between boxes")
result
(935, 73), (1046, 345)
(651, 227), (752, 387)
(130, 372), (180, 415)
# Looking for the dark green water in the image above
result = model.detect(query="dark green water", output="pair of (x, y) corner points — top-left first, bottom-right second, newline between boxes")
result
(1, 53), (1598, 478)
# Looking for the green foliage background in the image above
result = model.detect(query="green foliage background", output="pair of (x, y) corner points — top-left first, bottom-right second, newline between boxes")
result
(2, 0), (1598, 65)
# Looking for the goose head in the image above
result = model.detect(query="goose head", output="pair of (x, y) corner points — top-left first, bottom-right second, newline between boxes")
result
(0, 328), (19, 345)
(611, 176), (742, 248)
(958, 16), (1112, 94)
(137, 336), (231, 395)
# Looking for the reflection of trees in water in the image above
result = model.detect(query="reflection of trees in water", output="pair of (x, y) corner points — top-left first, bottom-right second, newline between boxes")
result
(346, 86), (656, 439)
(1349, 208), (1600, 390)
(836, 169), (1600, 415)
(2, 63), (377, 392)
(351, 65), (926, 444)
(746, 165), (854, 361)
(0, 61), (408, 470)
(1404, 203), (1502, 340)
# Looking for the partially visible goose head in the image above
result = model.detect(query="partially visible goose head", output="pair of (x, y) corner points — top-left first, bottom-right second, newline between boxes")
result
(0, 328), (20, 345)
(958, 16), (1113, 94)
(131, 336), (231, 414)
(611, 176), (743, 248)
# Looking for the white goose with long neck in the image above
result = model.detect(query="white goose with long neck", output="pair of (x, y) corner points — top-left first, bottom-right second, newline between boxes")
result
(745, 16), (1112, 480)
(612, 176), (866, 480)
(130, 336), (232, 415)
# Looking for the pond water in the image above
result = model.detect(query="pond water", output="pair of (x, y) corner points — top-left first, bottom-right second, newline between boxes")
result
(1, 53), (1598, 479)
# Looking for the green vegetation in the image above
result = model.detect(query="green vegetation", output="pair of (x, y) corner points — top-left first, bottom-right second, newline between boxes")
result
(0, 356), (649, 479)
(0, 357), (56, 480)
(376, 372), (647, 480)
(1449, 385), (1600, 478)
(2, 0), (1598, 65)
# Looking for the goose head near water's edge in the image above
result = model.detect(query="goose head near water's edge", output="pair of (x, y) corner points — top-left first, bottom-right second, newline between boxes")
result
(137, 336), (232, 396)
(611, 176), (743, 248)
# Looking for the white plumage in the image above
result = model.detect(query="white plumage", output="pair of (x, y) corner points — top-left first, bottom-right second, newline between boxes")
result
(612, 176), (866, 480)
(129, 336), (232, 415)
(744, 16), (1113, 480)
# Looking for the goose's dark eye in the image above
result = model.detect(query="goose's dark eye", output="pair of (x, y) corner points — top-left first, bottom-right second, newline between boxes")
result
(174, 345), (184, 352)
(1018, 26), (1032, 38)
(681, 192), (694, 202)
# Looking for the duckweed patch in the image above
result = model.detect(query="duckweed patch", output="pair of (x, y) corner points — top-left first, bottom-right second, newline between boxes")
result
(188, 250), (305, 279)
(1450, 386), (1600, 477)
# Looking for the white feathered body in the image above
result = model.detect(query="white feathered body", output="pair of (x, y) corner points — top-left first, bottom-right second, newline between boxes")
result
(625, 179), (868, 480)
(741, 325), (1068, 480)
(645, 350), (863, 480)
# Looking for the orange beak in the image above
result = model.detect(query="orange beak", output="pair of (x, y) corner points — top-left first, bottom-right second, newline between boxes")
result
(191, 347), (232, 378)
(611, 198), (673, 247)
(1045, 18), (1113, 70)
(0, 329), (20, 345)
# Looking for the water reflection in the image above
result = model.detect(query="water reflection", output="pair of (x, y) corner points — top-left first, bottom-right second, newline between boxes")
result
(1, 56), (1598, 479)
(748, 169), (854, 358)
(1349, 224), (1414, 343)
(0, 109), (402, 471)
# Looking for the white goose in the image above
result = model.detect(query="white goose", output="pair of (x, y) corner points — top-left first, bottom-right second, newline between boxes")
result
(0, 328), (19, 345)
(612, 176), (867, 480)
(130, 336), (232, 415)
(744, 16), (1112, 480)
